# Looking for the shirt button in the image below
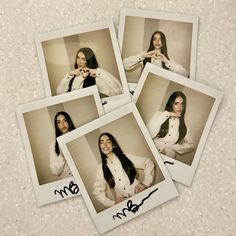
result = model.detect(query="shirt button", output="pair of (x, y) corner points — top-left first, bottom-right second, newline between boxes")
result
(119, 179), (121, 181)
(124, 187), (126, 190)
(111, 162), (113, 164)
(169, 134), (171, 136)
(171, 126), (173, 128)
(158, 149), (161, 151)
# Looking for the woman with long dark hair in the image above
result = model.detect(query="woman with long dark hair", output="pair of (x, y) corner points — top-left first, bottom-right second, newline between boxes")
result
(49, 111), (75, 178)
(123, 31), (188, 77)
(57, 47), (123, 98)
(93, 133), (154, 207)
(147, 91), (194, 158)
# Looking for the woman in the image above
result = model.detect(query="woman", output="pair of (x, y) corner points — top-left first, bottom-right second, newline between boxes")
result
(123, 31), (188, 77)
(147, 91), (194, 158)
(57, 47), (123, 98)
(49, 111), (75, 178)
(93, 132), (154, 207)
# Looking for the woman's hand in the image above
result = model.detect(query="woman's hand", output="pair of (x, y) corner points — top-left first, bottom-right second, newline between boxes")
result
(160, 148), (166, 155)
(168, 111), (181, 118)
(142, 50), (157, 59)
(142, 50), (169, 64)
(86, 68), (97, 77)
(115, 196), (127, 204)
(69, 67), (98, 77)
(135, 183), (146, 194)
(153, 52), (168, 64)
(69, 68), (82, 76)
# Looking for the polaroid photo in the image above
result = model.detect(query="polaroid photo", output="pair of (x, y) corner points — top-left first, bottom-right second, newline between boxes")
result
(133, 63), (223, 186)
(118, 8), (199, 94)
(35, 20), (131, 113)
(58, 103), (178, 233)
(16, 86), (104, 206)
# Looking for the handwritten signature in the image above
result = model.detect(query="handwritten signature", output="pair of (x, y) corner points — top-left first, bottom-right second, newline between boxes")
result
(112, 187), (158, 220)
(54, 181), (79, 198)
(129, 90), (134, 95)
(164, 161), (174, 165)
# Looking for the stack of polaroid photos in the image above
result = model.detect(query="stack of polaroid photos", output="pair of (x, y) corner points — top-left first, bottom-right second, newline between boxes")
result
(16, 8), (223, 234)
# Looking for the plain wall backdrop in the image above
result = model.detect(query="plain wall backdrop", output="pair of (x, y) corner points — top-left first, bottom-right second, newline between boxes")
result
(42, 29), (121, 95)
(122, 16), (192, 83)
(136, 73), (215, 165)
(67, 113), (165, 213)
(23, 95), (100, 185)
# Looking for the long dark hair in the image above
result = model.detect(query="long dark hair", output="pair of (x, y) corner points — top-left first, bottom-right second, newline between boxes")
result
(98, 133), (136, 189)
(54, 111), (75, 155)
(68, 47), (99, 92)
(143, 31), (170, 70)
(157, 91), (187, 143)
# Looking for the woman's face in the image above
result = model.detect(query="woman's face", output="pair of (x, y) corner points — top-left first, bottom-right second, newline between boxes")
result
(172, 96), (184, 116)
(152, 33), (162, 50)
(76, 51), (87, 69)
(56, 114), (69, 134)
(99, 135), (113, 156)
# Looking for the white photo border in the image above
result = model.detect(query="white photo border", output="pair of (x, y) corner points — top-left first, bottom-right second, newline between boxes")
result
(58, 103), (178, 234)
(133, 63), (223, 186)
(16, 86), (104, 206)
(35, 20), (131, 113)
(118, 8), (199, 91)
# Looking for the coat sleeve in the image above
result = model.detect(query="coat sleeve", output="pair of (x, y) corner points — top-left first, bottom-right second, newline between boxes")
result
(95, 68), (123, 97)
(123, 52), (145, 70)
(165, 59), (189, 77)
(126, 153), (155, 187)
(169, 126), (194, 154)
(146, 111), (170, 138)
(56, 74), (74, 95)
(49, 141), (66, 176)
(93, 165), (116, 207)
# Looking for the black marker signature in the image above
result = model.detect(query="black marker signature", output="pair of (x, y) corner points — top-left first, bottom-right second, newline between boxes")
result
(54, 181), (79, 198)
(164, 161), (174, 165)
(129, 90), (134, 95)
(102, 101), (107, 105)
(112, 187), (158, 220)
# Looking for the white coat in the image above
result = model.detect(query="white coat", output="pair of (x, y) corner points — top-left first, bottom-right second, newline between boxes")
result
(49, 141), (72, 178)
(123, 52), (188, 77)
(93, 153), (154, 207)
(147, 111), (194, 158)
(56, 68), (123, 97)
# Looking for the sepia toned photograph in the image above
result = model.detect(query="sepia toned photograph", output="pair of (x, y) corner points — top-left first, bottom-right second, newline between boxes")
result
(118, 8), (199, 87)
(58, 103), (178, 233)
(16, 87), (104, 205)
(35, 20), (130, 107)
(133, 64), (223, 186)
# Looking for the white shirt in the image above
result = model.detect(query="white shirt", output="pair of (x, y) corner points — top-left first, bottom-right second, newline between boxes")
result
(123, 52), (188, 77)
(49, 141), (72, 179)
(56, 68), (123, 97)
(147, 111), (194, 158)
(93, 153), (154, 207)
